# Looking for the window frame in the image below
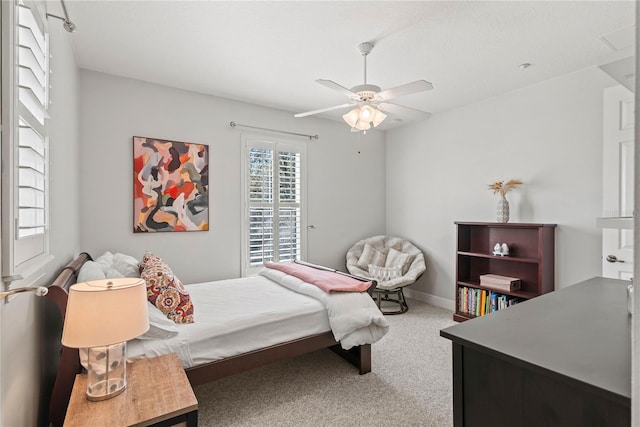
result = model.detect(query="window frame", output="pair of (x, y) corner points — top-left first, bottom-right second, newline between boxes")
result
(240, 133), (307, 277)
(1, 0), (52, 286)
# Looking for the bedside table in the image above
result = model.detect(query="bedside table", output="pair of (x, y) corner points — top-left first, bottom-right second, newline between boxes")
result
(64, 353), (198, 427)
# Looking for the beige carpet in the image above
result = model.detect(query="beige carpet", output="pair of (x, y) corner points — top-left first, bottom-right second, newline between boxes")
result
(193, 299), (456, 426)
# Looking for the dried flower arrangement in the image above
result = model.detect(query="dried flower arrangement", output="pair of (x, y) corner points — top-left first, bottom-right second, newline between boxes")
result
(488, 179), (523, 198)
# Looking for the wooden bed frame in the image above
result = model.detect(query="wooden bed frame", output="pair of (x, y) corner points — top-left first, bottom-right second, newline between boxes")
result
(45, 253), (373, 427)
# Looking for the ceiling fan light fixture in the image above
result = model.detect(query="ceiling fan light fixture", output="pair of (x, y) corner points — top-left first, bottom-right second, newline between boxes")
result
(342, 108), (360, 128)
(344, 105), (387, 132)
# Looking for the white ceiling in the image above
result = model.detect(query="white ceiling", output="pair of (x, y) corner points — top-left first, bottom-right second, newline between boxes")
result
(51, 1), (635, 130)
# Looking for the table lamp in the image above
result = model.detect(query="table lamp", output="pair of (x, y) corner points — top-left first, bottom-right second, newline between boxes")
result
(62, 277), (149, 401)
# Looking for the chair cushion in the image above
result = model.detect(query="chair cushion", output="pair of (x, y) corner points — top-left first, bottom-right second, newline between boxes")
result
(357, 243), (387, 269)
(385, 247), (415, 275)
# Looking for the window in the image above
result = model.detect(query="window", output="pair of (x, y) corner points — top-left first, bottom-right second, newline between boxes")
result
(241, 135), (307, 276)
(1, 0), (51, 281)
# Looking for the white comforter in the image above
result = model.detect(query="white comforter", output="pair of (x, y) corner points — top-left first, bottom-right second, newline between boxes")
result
(260, 268), (389, 349)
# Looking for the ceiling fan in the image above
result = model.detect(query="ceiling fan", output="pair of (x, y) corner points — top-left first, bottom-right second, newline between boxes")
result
(295, 42), (433, 132)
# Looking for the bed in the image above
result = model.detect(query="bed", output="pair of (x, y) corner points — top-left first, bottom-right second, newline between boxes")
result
(45, 252), (387, 427)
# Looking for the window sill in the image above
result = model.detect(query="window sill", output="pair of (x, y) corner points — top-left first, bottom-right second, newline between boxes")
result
(6, 253), (55, 289)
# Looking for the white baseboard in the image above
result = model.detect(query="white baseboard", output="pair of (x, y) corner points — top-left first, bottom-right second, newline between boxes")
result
(404, 288), (455, 311)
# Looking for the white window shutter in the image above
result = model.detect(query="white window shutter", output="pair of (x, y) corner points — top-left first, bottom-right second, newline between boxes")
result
(242, 137), (306, 276)
(2, 0), (51, 277)
(277, 150), (301, 262)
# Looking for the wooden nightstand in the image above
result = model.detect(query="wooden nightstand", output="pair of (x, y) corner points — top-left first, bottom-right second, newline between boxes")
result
(64, 353), (198, 427)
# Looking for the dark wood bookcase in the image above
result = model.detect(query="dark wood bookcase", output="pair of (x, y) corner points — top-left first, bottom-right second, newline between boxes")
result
(454, 222), (556, 322)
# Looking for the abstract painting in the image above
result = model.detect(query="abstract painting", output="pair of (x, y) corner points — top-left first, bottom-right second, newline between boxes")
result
(133, 136), (209, 232)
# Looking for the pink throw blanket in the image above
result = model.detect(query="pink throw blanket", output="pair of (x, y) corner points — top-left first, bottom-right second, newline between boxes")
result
(264, 262), (372, 293)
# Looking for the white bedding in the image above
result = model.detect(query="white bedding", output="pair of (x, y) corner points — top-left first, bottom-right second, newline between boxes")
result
(259, 268), (389, 349)
(128, 275), (331, 368)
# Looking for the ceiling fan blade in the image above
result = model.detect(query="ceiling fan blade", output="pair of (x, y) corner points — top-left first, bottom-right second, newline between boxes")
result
(378, 102), (431, 119)
(294, 103), (353, 118)
(376, 80), (433, 101)
(316, 79), (359, 98)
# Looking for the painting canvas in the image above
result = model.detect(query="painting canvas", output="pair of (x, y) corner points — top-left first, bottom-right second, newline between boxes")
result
(133, 136), (209, 232)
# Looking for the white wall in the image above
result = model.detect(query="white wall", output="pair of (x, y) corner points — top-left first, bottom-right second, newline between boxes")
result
(0, 22), (81, 427)
(386, 67), (617, 304)
(78, 71), (386, 284)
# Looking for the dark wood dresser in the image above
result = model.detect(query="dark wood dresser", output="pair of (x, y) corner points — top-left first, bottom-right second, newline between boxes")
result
(440, 276), (631, 426)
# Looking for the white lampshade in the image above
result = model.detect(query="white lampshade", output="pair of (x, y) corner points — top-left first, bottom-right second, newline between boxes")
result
(62, 278), (149, 348)
(342, 108), (360, 128)
(372, 109), (387, 127)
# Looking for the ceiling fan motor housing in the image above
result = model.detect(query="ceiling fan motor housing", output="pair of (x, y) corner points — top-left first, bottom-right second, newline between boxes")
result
(351, 84), (381, 101)
(358, 42), (374, 56)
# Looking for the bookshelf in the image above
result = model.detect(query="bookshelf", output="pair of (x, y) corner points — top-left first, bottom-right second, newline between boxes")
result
(454, 222), (556, 322)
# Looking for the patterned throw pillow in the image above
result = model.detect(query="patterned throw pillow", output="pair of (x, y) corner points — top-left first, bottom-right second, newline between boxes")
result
(139, 252), (194, 324)
(356, 243), (387, 270)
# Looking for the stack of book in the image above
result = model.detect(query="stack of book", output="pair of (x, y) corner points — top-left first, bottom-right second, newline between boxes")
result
(479, 274), (521, 292)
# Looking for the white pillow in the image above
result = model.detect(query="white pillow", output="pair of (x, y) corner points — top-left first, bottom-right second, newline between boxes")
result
(104, 268), (125, 279)
(137, 302), (180, 340)
(94, 251), (114, 271)
(113, 253), (140, 277)
(357, 243), (387, 269)
(385, 247), (415, 275)
(77, 261), (107, 283)
(92, 251), (134, 279)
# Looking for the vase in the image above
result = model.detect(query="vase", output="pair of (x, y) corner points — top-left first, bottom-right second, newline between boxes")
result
(496, 197), (509, 223)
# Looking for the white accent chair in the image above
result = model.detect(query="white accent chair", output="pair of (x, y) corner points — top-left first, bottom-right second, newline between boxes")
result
(346, 235), (426, 314)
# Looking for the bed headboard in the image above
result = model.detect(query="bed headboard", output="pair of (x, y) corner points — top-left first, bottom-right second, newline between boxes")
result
(46, 252), (92, 427)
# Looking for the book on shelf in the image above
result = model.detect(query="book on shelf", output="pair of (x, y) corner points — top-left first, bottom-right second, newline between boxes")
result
(490, 292), (498, 312)
(479, 274), (521, 292)
(480, 290), (487, 316)
(457, 285), (523, 317)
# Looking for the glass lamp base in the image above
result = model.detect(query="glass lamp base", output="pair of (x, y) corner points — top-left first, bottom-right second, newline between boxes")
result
(85, 342), (127, 401)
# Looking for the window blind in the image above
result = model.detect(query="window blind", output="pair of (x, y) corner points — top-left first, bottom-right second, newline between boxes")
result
(16, 1), (48, 239)
(277, 151), (301, 262)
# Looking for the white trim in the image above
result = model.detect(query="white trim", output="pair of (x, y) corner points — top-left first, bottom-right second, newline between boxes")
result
(2, 0), (18, 276)
(631, 10), (639, 425)
(403, 288), (455, 311)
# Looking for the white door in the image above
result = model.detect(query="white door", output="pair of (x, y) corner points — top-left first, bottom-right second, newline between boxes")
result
(602, 85), (634, 279)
